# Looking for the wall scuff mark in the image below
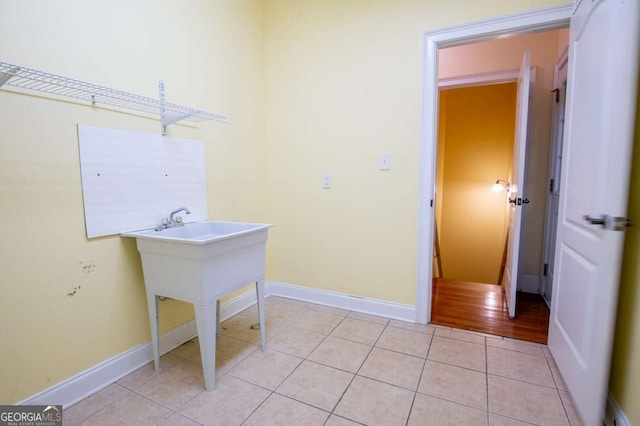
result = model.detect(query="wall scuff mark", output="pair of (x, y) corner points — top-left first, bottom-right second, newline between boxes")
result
(66, 285), (81, 297)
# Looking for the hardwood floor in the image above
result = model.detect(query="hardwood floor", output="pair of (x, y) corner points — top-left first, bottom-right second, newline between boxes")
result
(430, 278), (550, 344)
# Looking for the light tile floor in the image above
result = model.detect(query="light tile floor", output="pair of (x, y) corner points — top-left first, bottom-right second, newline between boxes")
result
(64, 297), (582, 425)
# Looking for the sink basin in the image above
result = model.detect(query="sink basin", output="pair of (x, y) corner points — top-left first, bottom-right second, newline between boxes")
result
(122, 220), (272, 391)
(122, 220), (271, 244)
(122, 220), (272, 304)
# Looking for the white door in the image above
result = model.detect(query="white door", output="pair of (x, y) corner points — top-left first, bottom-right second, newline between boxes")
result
(503, 49), (531, 318)
(548, 0), (640, 424)
(542, 50), (568, 307)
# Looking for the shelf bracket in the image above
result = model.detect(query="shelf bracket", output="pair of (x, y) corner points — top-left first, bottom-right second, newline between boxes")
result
(164, 112), (193, 126)
(0, 66), (18, 88)
(159, 81), (202, 136)
(159, 80), (168, 136)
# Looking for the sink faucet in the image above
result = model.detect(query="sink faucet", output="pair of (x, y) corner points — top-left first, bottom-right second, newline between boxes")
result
(157, 207), (191, 229)
(169, 207), (191, 222)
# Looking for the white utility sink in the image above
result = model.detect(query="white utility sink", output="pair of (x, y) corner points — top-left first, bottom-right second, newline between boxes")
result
(122, 220), (272, 391)
(124, 221), (270, 244)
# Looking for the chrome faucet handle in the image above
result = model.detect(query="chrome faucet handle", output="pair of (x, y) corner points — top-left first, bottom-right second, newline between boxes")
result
(174, 216), (184, 225)
(158, 217), (171, 229)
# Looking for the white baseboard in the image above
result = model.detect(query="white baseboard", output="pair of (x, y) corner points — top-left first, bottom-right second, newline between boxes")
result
(267, 281), (416, 322)
(19, 290), (258, 408)
(220, 287), (259, 319)
(518, 273), (540, 294)
(605, 392), (630, 426)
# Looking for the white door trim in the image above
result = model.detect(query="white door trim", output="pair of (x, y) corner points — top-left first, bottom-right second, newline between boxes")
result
(416, 3), (573, 324)
(540, 47), (569, 307)
(438, 69), (518, 89)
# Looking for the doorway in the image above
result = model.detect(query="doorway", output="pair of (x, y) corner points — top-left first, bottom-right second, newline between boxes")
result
(418, 14), (568, 341)
(415, 4), (639, 424)
(430, 81), (548, 341)
(431, 78), (551, 343)
(434, 83), (515, 286)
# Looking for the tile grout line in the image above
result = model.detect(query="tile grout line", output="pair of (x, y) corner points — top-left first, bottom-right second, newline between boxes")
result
(368, 342), (431, 360)
(65, 383), (133, 426)
(485, 371), (563, 390)
(241, 306), (357, 425)
(239, 306), (352, 425)
(327, 317), (390, 423)
(129, 367), (207, 417)
(412, 390), (492, 415)
(72, 351), (201, 425)
(405, 331), (434, 426)
(483, 364), (573, 424)
(422, 356), (488, 375)
(485, 336), (490, 426)
(105, 386), (178, 425)
(544, 354), (574, 425)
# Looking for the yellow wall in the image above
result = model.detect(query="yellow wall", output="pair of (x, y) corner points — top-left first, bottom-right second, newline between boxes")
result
(439, 29), (569, 279)
(0, 0), (266, 404)
(14, 0), (636, 414)
(437, 84), (516, 284)
(263, 0), (567, 305)
(609, 86), (640, 426)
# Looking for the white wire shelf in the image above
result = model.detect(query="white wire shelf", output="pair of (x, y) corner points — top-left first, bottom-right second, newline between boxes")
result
(0, 61), (231, 135)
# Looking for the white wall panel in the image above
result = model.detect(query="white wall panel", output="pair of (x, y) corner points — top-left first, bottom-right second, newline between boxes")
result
(78, 125), (207, 238)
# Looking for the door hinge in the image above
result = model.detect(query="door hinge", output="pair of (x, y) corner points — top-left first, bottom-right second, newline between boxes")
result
(543, 263), (548, 277)
(430, 199), (433, 207)
(551, 88), (560, 103)
(549, 178), (554, 193)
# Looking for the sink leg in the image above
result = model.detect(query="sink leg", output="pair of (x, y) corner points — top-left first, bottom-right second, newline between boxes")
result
(194, 302), (217, 391)
(216, 299), (221, 336)
(256, 280), (266, 351)
(146, 294), (161, 373)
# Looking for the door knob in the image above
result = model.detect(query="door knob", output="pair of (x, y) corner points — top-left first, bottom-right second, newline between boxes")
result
(584, 215), (606, 226)
(584, 215), (632, 231)
(509, 197), (529, 205)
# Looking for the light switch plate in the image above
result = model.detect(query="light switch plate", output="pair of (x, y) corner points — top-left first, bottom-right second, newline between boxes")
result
(322, 173), (332, 188)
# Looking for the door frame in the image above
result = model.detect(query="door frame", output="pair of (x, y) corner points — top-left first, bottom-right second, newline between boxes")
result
(540, 47), (569, 307)
(416, 3), (573, 324)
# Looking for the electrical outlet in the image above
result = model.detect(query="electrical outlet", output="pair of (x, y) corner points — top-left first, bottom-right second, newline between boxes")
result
(322, 173), (332, 188)
(379, 152), (391, 170)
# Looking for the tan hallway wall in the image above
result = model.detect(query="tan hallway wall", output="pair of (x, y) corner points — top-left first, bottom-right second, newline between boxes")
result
(437, 84), (516, 284)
